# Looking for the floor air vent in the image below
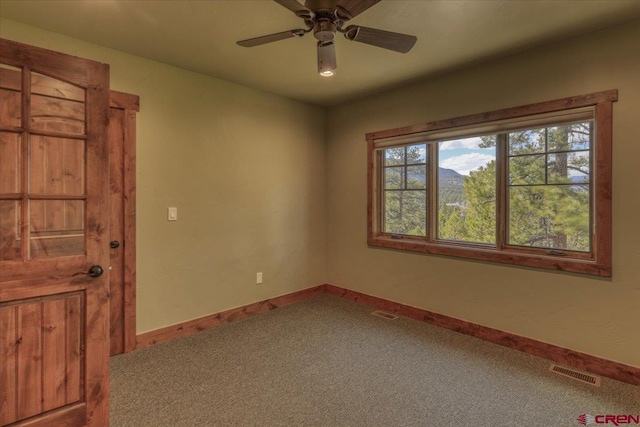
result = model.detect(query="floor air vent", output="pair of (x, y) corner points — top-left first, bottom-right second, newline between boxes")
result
(549, 364), (601, 386)
(371, 310), (398, 320)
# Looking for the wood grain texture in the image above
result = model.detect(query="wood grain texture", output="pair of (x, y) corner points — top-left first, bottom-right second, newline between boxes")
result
(0, 132), (21, 194)
(107, 99), (139, 356)
(366, 90), (618, 141)
(136, 286), (326, 349)
(0, 39), (92, 87)
(1, 37), (111, 427)
(322, 284), (640, 386)
(366, 90), (616, 277)
(122, 109), (137, 354)
(0, 274), (88, 302)
(42, 299), (67, 411)
(3, 60), (139, 357)
(0, 293), (84, 425)
(0, 306), (18, 425)
(82, 58), (111, 427)
(367, 237), (610, 276)
(109, 91), (139, 112)
(594, 101), (612, 275)
(0, 89), (21, 128)
(0, 67), (139, 112)
(11, 403), (85, 427)
(108, 107), (125, 356)
(65, 296), (82, 404)
(16, 303), (42, 420)
(366, 137), (375, 240)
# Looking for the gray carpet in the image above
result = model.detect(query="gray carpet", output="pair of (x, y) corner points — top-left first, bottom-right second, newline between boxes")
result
(110, 295), (639, 426)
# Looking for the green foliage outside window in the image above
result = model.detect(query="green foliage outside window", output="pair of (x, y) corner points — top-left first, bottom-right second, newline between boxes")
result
(382, 122), (591, 252)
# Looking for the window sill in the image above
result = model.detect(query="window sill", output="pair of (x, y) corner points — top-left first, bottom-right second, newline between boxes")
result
(368, 235), (611, 277)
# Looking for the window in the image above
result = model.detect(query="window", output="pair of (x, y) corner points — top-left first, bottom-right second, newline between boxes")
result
(367, 90), (616, 276)
(382, 144), (427, 236)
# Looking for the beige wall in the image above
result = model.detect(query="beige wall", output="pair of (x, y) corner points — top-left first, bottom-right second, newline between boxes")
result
(326, 20), (640, 367)
(2, 17), (639, 368)
(0, 18), (327, 334)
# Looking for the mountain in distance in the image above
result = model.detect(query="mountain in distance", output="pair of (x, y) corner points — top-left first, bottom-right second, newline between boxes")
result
(438, 167), (465, 205)
(439, 167), (463, 180)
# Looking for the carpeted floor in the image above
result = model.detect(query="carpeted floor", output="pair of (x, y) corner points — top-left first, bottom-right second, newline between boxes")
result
(110, 295), (639, 426)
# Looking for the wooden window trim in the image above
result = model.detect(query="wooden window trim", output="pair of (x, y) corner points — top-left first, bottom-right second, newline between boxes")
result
(367, 90), (616, 277)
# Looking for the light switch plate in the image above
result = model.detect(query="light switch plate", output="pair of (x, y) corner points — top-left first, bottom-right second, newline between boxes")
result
(168, 207), (178, 221)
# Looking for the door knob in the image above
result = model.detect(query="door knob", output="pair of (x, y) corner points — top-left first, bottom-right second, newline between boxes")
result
(110, 240), (120, 249)
(72, 265), (104, 278)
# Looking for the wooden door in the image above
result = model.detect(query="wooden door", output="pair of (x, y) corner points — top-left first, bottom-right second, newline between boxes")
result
(0, 39), (110, 427)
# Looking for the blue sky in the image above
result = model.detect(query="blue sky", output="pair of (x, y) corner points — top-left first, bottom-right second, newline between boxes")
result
(439, 137), (495, 175)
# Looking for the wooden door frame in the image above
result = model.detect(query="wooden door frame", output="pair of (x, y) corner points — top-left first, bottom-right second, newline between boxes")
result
(108, 91), (139, 354)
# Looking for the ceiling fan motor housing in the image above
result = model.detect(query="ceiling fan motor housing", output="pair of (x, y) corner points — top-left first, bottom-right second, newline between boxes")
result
(314, 20), (337, 41)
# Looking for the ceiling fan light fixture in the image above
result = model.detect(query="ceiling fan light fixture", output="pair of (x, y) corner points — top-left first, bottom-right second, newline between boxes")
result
(317, 40), (337, 76)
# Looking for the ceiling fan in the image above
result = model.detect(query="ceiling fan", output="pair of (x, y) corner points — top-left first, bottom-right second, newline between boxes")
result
(236, 0), (417, 76)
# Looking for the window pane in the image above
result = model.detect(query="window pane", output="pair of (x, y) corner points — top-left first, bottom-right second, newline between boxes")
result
(548, 151), (590, 184)
(407, 144), (426, 164)
(0, 200), (21, 260)
(29, 200), (84, 259)
(547, 122), (591, 151)
(438, 136), (496, 244)
(384, 190), (426, 237)
(31, 72), (85, 135)
(406, 165), (426, 189)
(509, 155), (545, 185)
(384, 147), (404, 166)
(0, 132), (21, 193)
(30, 136), (85, 196)
(508, 128), (545, 155)
(508, 185), (590, 252)
(0, 64), (22, 128)
(384, 167), (404, 190)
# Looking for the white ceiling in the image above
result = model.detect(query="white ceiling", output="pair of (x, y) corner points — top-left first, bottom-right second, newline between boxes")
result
(1, 0), (640, 106)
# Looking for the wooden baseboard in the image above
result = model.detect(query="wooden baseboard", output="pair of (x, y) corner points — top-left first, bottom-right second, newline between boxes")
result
(322, 284), (640, 386)
(134, 282), (639, 386)
(136, 285), (325, 349)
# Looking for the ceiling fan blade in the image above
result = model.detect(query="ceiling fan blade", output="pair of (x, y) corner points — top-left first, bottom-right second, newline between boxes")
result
(336, 0), (381, 19)
(317, 41), (337, 74)
(344, 25), (416, 53)
(237, 29), (306, 47)
(273, 0), (313, 17)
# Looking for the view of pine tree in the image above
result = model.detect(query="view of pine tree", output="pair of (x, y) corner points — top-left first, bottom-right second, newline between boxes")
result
(383, 144), (427, 236)
(461, 160), (497, 243)
(383, 123), (590, 251)
(506, 123), (591, 251)
(456, 123), (590, 251)
(438, 136), (496, 244)
(438, 162), (497, 244)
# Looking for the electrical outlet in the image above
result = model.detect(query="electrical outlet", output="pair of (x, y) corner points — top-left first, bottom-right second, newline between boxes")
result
(256, 272), (263, 284)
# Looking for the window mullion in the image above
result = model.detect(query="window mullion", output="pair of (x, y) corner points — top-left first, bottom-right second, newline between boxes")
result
(376, 150), (383, 235)
(496, 133), (507, 250)
(427, 142), (437, 243)
(403, 146), (408, 190)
